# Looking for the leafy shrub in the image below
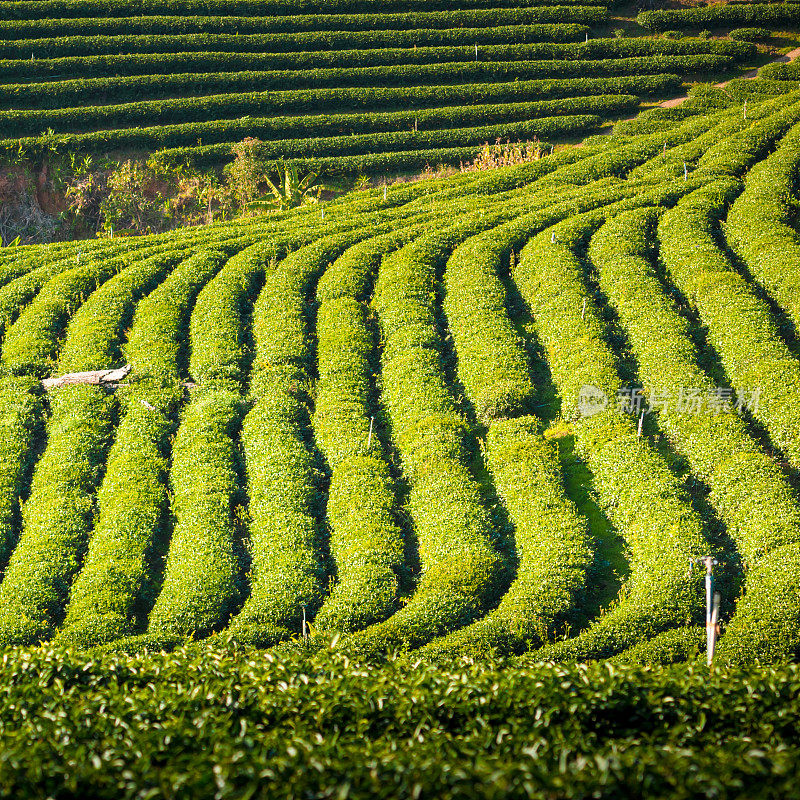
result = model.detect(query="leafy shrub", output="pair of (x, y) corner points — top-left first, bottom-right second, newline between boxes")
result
(730, 26), (771, 42)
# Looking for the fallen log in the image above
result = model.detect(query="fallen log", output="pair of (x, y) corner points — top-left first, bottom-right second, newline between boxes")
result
(42, 364), (131, 390)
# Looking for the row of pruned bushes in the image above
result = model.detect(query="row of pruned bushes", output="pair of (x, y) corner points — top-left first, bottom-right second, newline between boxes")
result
(590, 206), (800, 664)
(0, 38), (753, 81)
(57, 250), (227, 647)
(0, 74), (680, 131)
(0, 56), (724, 114)
(638, 4), (800, 32)
(0, 6), (609, 40)
(0, 25), (591, 59)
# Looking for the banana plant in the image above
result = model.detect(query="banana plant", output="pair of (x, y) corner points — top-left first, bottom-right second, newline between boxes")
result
(248, 160), (334, 213)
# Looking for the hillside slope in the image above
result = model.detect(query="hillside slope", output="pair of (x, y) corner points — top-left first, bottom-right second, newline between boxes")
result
(1, 86), (800, 668)
(0, 0), (776, 172)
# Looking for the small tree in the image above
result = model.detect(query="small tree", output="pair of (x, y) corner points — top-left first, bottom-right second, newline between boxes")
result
(224, 138), (265, 209)
(248, 160), (333, 213)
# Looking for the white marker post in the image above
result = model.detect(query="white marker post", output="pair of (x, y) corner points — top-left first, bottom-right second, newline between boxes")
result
(367, 416), (374, 450)
(690, 556), (720, 668)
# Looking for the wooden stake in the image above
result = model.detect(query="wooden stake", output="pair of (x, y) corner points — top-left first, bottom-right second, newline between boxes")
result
(581, 298), (587, 320)
(637, 412), (644, 438)
(367, 416), (374, 449)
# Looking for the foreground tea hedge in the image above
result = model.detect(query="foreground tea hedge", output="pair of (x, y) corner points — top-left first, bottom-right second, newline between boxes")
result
(1, 646), (800, 799)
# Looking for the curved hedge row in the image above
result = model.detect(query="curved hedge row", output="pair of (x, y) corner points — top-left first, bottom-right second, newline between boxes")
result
(0, 39), (753, 81)
(0, 0), (607, 19)
(760, 61), (800, 81)
(227, 226), (382, 646)
(0, 231), (248, 646)
(658, 180), (800, 470)
(514, 191), (711, 662)
(0, 75), (680, 132)
(0, 240), (153, 354)
(0, 56), (725, 116)
(638, 5), (800, 32)
(418, 182), (661, 660)
(57, 250), (227, 648)
(0, 25), (592, 59)
(0, 377), (43, 570)
(146, 387), (244, 638)
(726, 122), (800, 334)
(0, 7), (610, 40)
(590, 206), (800, 664)
(312, 231), (426, 633)
(7, 117), (603, 164)
(0, 99), (635, 146)
(347, 206), (525, 656)
(0, 385), (115, 646)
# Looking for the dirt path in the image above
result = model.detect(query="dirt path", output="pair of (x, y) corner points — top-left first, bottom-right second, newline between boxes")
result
(581, 46), (800, 141)
(658, 46), (800, 108)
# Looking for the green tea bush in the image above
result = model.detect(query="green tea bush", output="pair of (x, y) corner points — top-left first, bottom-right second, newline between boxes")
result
(590, 207), (800, 663)
(726, 123), (800, 333)
(659, 180), (800, 470)
(0, 7), (610, 41)
(729, 26), (771, 41)
(0, 38), (751, 82)
(0, 57), (722, 119)
(515, 209), (708, 660)
(5, 646), (800, 799)
(0, 25), (592, 59)
(228, 230), (377, 645)
(639, 5), (800, 32)
(146, 386), (244, 637)
(0, 376), (42, 568)
(313, 233), (424, 632)
(349, 216), (518, 655)
(0, 75), (679, 136)
(0, 385), (115, 645)
(57, 250), (227, 648)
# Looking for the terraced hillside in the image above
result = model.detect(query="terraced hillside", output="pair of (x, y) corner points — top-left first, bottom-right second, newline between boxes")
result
(0, 0), (770, 172)
(1, 87), (800, 668)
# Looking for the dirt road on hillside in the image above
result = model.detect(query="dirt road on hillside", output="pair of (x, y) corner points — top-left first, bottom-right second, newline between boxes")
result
(659, 46), (800, 108)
